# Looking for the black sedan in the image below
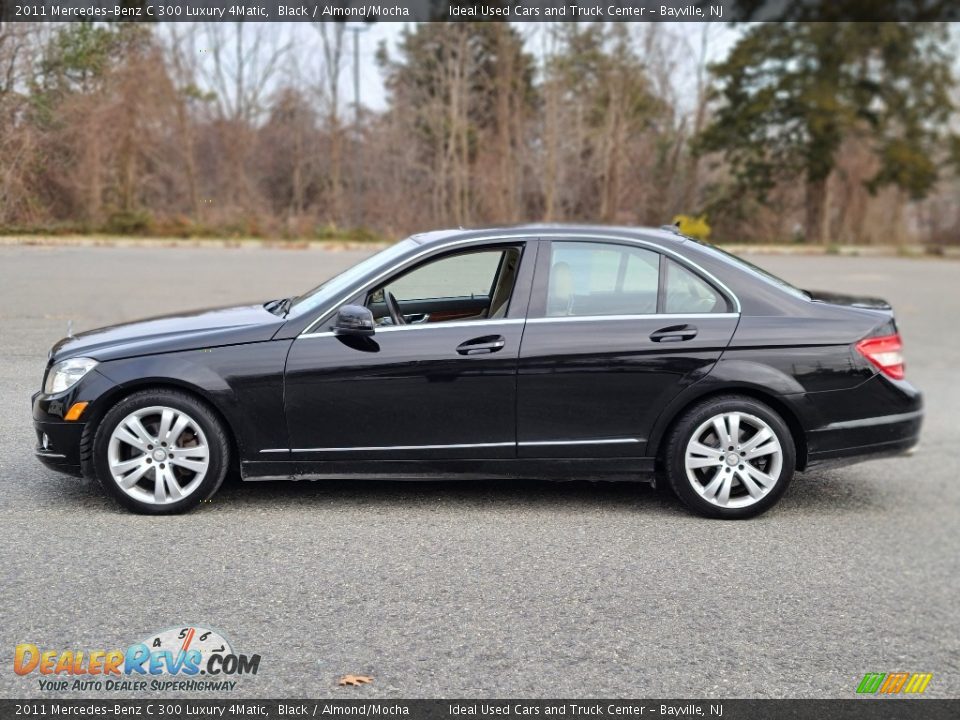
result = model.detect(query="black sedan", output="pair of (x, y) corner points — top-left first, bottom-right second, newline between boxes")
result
(32, 225), (923, 518)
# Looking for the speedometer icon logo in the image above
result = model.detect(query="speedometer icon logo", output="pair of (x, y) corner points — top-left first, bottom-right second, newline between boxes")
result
(141, 626), (233, 673)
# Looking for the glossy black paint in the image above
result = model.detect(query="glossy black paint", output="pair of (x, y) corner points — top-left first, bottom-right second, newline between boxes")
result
(284, 320), (525, 461)
(49, 304), (284, 363)
(516, 315), (739, 458)
(33, 225), (922, 485)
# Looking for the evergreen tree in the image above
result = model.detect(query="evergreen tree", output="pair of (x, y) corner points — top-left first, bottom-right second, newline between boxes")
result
(697, 21), (955, 243)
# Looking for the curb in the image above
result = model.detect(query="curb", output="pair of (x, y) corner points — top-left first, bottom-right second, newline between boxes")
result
(0, 235), (390, 251)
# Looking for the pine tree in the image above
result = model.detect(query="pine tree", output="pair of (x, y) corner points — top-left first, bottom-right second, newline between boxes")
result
(697, 21), (955, 243)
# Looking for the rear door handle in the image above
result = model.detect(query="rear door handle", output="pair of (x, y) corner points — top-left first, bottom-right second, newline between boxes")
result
(457, 335), (506, 355)
(649, 324), (698, 343)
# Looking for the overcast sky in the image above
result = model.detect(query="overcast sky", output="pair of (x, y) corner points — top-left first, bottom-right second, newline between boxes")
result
(284, 22), (741, 114)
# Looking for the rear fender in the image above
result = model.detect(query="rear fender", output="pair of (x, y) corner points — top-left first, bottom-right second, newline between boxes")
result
(646, 358), (817, 464)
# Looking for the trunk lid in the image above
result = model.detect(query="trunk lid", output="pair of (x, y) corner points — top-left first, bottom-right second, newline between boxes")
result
(805, 289), (893, 314)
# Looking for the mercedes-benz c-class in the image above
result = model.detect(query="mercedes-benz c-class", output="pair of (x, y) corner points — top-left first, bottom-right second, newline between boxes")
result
(32, 225), (922, 518)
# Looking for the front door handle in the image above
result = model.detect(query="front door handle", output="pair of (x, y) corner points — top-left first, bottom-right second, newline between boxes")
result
(650, 324), (698, 343)
(457, 335), (506, 355)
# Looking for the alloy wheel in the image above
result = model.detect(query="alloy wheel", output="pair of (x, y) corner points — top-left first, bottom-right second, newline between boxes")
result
(107, 405), (210, 505)
(684, 411), (783, 509)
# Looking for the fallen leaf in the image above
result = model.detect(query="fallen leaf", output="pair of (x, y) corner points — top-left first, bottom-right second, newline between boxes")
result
(338, 674), (373, 687)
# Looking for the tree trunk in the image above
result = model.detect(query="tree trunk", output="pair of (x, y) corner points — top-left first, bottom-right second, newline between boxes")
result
(805, 176), (830, 244)
(542, 77), (558, 222)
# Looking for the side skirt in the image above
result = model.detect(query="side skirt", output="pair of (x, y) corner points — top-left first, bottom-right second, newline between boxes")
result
(240, 457), (656, 483)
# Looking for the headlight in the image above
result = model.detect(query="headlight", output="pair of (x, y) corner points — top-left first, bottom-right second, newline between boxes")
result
(44, 357), (98, 394)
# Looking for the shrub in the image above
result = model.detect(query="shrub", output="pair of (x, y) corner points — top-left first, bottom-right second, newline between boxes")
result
(103, 210), (153, 235)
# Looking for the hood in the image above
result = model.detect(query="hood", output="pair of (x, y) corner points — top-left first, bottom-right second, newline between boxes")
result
(50, 303), (285, 363)
(805, 289), (893, 313)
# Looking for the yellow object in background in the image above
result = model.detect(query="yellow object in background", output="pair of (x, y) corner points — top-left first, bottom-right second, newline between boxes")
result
(673, 214), (712, 241)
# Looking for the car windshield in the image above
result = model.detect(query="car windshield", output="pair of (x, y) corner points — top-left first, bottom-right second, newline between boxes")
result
(689, 240), (811, 301)
(286, 239), (418, 318)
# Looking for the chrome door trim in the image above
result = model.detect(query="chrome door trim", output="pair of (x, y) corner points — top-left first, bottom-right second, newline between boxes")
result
(518, 438), (640, 447)
(287, 441), (515, 453)
(260, 437), (641, 454)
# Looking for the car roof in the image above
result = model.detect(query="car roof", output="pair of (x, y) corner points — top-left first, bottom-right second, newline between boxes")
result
(408, 224), (687, 247)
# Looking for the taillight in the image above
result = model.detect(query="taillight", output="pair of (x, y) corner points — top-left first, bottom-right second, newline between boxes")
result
(856, 333), (905, 380)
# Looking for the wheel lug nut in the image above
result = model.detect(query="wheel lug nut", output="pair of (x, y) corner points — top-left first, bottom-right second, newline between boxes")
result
(146, 458), (152, 464)
(739, 465), (744, 470)
(147, 445), (153, 450)
(159, 463), (165, 469)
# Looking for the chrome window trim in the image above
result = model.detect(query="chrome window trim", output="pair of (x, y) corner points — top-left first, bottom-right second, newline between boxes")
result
(297, 232), (742, 336)
(300, 317), (524, 340)
(542, 236), (741, 316)
(301, 313), (734, 339)
(300, 235), (529, 336)
(526, 313), (739, 324)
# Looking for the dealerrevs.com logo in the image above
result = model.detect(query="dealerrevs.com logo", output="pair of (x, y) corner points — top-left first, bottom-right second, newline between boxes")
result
(14, 626), (261, 693)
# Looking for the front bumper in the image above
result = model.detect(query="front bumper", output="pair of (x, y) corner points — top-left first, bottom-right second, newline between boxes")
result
(31, 370), (115, 477)
(34, 421), (86, 476)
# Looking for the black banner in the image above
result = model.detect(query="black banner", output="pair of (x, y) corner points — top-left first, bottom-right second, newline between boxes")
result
(1, 700), (959, 720)
(2, 0), (959, 23)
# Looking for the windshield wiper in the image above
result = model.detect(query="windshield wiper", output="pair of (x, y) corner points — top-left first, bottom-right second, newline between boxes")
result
(264, 298), (293, 316)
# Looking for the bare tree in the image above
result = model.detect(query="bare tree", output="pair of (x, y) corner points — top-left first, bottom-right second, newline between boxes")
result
(312, 22), (348, 225)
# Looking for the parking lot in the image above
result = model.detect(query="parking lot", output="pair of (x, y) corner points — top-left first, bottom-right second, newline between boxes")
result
(1, 244), (957, 698)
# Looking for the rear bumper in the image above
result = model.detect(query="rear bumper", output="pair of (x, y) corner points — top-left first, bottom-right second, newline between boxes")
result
(805, 408), (922, 469)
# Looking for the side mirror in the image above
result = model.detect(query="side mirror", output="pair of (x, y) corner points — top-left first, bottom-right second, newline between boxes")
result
(333, 305), (375, 337)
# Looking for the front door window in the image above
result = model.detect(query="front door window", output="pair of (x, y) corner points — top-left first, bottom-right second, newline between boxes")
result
(368, 247), (522, 325)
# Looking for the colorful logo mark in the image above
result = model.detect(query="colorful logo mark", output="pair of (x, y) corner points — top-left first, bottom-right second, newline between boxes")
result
(14, 625), (260, 678)
(857, 672), (933, 695)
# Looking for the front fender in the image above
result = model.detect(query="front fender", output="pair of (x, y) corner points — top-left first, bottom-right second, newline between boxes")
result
(95, 342), (291, 458)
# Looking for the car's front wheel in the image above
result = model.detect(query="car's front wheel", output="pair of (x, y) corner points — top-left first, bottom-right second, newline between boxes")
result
(92, 389), (230, 514)
(664, 395), (795, 519)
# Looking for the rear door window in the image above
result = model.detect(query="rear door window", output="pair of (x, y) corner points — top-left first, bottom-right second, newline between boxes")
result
(663, 258), (727, 314)
(546, 242), (660, 317)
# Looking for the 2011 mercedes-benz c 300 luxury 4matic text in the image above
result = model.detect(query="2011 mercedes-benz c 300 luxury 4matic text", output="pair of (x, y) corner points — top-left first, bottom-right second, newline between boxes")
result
(32, 226), (923, 518)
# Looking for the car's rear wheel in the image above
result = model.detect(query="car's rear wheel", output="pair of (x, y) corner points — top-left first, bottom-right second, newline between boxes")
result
(664, 395), (795, 519)
(92, 389), (230, 514)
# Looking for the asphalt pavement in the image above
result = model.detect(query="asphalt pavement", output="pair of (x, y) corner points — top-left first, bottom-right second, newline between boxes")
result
(1, 244), (957, 699)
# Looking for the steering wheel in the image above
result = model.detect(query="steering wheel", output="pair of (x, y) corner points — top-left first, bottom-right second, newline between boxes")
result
(384, 290), (406, 326)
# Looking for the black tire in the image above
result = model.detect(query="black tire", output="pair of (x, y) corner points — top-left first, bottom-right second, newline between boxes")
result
(664, 395), (796, 519)
(92, 389), (230, 514)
